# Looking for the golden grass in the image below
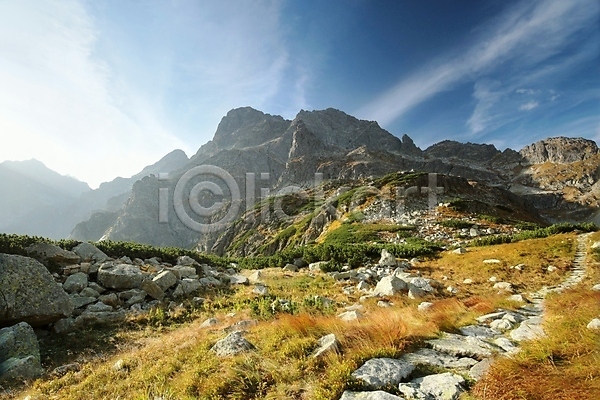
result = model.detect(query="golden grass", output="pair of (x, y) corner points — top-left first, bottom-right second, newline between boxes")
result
(423, 234), (577, 298)
(3, 234), (587, 400)
(470, 288), (600, 400)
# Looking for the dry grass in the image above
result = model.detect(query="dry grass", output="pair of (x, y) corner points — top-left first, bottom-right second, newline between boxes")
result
(3, 234), (586, 400)
(471, 288), (600, 400)
(423, 234), (577, 298)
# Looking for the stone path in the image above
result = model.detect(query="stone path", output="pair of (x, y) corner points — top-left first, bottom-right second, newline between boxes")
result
(340, 233), (591, 400)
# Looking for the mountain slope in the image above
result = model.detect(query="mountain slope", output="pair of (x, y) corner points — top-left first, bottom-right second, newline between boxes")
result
(0, 160), (90, 238)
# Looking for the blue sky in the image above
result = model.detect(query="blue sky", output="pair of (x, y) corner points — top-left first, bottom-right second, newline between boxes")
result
(0, 0), (598, 188)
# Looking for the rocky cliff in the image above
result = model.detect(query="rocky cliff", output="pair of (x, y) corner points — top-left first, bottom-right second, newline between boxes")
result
(67, 107), (598, 250)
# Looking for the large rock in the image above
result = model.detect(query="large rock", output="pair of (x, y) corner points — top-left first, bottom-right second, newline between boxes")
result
(97, 263), (145, 290)
(25, 243), (80, 269)
(510, 317), (545, 341)
(378, 249), (397, 267)
(340, 391), (403, 400)
(210, 331), (256, 357)
(153, 270), (178, 291)
(399, 372), (465, 400)
(351, 358), (415, 389)
(173, 279), (202, 297)
(312, 333), (339, 358)
(401, 348), (478, 370)
(0, 254), (73, 327)
(426, 333), (502, 361)
(373, 276), (407, 296)
(72, 242), (109, 263)
(63, 272), (88, 294)
(0, 322), (43, 381)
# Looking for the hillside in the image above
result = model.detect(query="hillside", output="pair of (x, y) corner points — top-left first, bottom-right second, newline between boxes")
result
(68, 107), (600, 252)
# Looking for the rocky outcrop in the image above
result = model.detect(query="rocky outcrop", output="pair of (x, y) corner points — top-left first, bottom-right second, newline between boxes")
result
(424, 140), (500, 164)
(25, 243), (80, 270)
(0, 322), (43, 381)
(520, 137), (599, 165)
(0, 254), (73, 327)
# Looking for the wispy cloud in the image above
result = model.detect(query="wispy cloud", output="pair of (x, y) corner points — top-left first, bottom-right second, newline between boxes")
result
(519, 101), (540, 111)
(0, 0), (309, 187)
(356, 0), (599, 133)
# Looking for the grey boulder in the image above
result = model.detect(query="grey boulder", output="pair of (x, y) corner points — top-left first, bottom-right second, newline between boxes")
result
(97, 263), (145, 290)
(0, 254), (73, 326)
(0, 322), (43, 381)
(351, 358), (415, 389)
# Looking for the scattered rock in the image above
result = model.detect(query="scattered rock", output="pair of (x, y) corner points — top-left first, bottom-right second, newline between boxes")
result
(591, 284), (600, 292)
(63, 272), (88, 294)
(417, 302), (434, 312)
(141, 279), (165, 301)
(283, 264), (298, 272)
(458, 325), (499, 339)
(378, 249), (397, 267)
(547, 265), (558, 272)
(483, 259), (501, 264)
(25, 243), (80, 269)
(313, 333), (339, 358)
(340, 391), (403, 400)
(338, 310), (361, 322)
(252, 285), (269, 296)
(426, 333), (501, 360)
(0, 322), (43, 381)
(80, 287), (100, 298)
(401, 348), (478, 370)
(469, 357), (494, 382)
(248, 270), (263, 283)
(211, 331), (256, 357)
(373, 276), (407, 296)
(0, 254), (74, 327)
(510, 317), (545, 341)
(72, 243), (108, 263)
(97, 263), (145, 290)
(507, 294), (526, 303)
(351, 358), (415, 389)
(493, 282), (513, 292)
(399, 372), (465, 400)
(229, 274), (249, 285)
(87, 302), (113, 313)
(446, 286), (458, 295)
(176, 256), (197, 266)
(463, 278), (473, 284)
(200, 318), (219, 329)
(452, 247), (467, 255)
(586, 318), (600, 331)
(51, 362), (81, 377)
(173, 279), (202, 297)
(153, 270), (178, 291)
(52, 318), (76, 334)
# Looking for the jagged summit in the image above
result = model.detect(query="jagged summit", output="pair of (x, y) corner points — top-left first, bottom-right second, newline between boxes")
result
(520, 136), (599, 165)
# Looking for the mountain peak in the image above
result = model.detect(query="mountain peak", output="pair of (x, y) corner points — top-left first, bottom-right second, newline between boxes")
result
(520, 136), (599, 165)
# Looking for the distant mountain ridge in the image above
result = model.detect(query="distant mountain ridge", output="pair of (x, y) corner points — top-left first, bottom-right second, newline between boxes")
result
(1, 106), (598, 246)
(68, 107), (600, 251)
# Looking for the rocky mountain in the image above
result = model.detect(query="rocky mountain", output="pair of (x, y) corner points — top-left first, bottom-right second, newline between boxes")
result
(0, 160), (90, 238)
(0, 151), (189, 240)
(69, 107), (599, 253)
(70, 149), (189, 226)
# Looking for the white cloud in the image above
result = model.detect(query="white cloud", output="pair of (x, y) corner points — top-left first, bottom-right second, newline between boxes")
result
(519, 101), (540, 111)
(516, 88), (540, 95)
(356, 0), (599, 131)
(0, 0), (309, 188)
(0, 0), (192, 188)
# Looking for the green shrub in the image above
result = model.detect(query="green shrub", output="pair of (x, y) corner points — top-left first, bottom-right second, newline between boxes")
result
(440, 219), (473, 229)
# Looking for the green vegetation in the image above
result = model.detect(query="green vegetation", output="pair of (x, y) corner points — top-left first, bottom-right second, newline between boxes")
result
(439, 219), (473, 229)
(471, 222), (597, 247)
(0, 233), (228, 268)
